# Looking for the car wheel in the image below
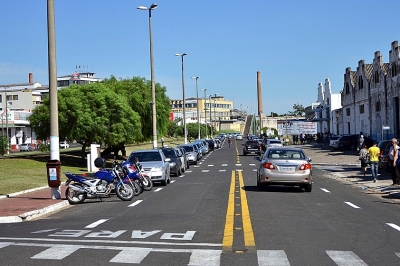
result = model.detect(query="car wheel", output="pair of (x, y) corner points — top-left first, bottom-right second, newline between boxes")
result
(303, 183), (312, 192)
(257, 181), (263, 191)
(161, 179), (167, 186)
(177, 168), (181, 177)
(194, 160), (198, 165)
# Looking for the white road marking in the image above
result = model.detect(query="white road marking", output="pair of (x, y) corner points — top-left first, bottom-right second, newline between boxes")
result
(236, 169), (243, 172)
(344, 202), (360, 209)
(185, 171), (193, 173)
(221, 164), (228, 167)
(321, 188), (331, 193)
(219, 169), (226, 172)
(387, 223), (400, 232)
(257, 250), (290, 266)
(85, 219), (108, 228)
(208, 165), (214, 166)
(170, 180), (176, 183)
(326, 250), (367, 266)
(202, 170), (209, 172)
(128, 200), (143, 207)
(235, 164), (242, 166)
(253, 169), (257, 171)
(249, 163), (256, 166)
(154, 188), (163, 192)
(194, 165), (200, 168)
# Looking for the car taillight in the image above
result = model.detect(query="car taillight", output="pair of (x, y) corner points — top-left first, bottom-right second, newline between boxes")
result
(299, 163), (312, 170)
(262, 162), (275, 169)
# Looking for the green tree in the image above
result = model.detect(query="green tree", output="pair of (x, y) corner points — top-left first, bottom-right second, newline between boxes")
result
(29, 82), (142, 157)
(0, 136), (7, 156)
(102, 76), (171, 142)
(288, 103), (305, 117)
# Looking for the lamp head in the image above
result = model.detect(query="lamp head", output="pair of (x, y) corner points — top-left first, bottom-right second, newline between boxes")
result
(150, 3), (158, 9)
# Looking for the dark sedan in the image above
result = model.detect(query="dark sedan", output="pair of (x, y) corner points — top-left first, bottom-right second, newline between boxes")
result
(160, 148), (183, 177)
(242, 140), (262, 156)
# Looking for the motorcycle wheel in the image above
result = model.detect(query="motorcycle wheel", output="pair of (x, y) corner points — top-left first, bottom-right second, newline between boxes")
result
(142, 176), (153, 191)
(115, 183), (135, 201)
(134, 179), (143, 195)
(65, 187), (86, 205)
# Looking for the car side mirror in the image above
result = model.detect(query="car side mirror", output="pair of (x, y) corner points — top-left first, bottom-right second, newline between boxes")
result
(307, 157), (312, 162)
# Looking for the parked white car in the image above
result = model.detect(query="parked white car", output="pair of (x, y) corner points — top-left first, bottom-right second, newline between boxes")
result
(329, 135), (341, 149)
(236, 134), (243, 140)
(60, 142), (70, 149)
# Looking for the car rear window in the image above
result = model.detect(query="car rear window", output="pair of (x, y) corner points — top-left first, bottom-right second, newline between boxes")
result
(129, 152), (161, 162)
(267, 150), (304, 159)
(268, 140), (281, 144)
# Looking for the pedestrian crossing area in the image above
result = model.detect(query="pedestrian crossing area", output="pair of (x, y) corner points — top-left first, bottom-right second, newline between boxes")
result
(0, 241), (398, 265)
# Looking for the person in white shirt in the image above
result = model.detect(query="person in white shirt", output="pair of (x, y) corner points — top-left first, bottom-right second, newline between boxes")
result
(389, 138), (400, 185)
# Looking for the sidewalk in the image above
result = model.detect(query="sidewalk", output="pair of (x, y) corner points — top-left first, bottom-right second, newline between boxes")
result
(0, 143), (399, 223)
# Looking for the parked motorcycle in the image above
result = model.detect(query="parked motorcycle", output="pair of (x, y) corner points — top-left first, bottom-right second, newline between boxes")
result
(64, 158), (135, 205)
(122, 158), (153, 192)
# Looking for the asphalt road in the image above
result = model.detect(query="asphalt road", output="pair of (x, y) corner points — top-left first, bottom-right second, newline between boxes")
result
(1, 140), (400, 265)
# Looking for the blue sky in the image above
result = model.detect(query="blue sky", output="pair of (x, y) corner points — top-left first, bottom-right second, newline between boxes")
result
(1, 0), (399, 115)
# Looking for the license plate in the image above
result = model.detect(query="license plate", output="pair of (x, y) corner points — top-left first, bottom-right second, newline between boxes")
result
(280, 166), (295, 171)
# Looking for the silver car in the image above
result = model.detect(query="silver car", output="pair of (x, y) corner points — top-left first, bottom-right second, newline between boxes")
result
(178, 145), (198, 165)
(254, 147), (312, 192)
(128, 149), (171, 186)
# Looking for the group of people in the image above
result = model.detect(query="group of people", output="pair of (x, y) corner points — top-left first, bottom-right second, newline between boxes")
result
(358, 136), (380, 182)
(358, 133), (400, 185)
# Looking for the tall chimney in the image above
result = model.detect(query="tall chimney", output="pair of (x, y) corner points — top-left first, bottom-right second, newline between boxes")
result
(29, 73), (33, 83)
(257, 71), (263, 116)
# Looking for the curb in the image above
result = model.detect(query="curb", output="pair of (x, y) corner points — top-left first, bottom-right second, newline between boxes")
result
(0, 200), (70, 224)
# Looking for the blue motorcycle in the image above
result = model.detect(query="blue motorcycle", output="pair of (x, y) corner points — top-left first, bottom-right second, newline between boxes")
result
(64, 158), (135, 204)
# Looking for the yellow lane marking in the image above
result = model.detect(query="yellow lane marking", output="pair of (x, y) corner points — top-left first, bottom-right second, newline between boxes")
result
(222, 170), (235, 250)
(238, 171), (256, 247)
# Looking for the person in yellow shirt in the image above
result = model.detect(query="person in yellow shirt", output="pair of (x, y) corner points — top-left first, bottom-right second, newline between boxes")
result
(368, 141), (380, 182)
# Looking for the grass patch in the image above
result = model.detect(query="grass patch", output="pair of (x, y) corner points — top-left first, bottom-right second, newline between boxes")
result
(0, 138), (185, 195)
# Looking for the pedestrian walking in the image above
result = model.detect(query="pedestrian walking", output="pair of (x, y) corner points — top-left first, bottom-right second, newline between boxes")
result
(359, 143), (369, 176)
(161, 137), (165, 148)
(228, 137), (232, 148)
(368, 141), (380, 182)
(358, 134), (364, 151)
(388, 138), (400, 185)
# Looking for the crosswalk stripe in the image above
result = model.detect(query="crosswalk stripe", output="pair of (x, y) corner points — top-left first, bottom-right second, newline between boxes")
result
(110, 247), (151, 263)
(257, 250), (290, 265)
(326, 250), (368, 266)
(31, 244), (81, 259)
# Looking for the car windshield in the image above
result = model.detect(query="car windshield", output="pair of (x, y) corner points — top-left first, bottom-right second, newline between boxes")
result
(162, 149), (176, 158)
(180, 146), (194, 152)
(267, 150), (304, 159)
(129, 152), (162, 162)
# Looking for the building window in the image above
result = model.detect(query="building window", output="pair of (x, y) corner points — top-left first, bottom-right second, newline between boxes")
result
(358, 76), (363, 89)
(13, 95), (18, 100)
(375, 101), (381, 112)
(392, 62), (398, 77)
(346, 108), (350, 116)
(0, 95), (2, 103)
(345, 83), (350, 94)
(359, 104), (364, 114)
(374, 71), (379, 83)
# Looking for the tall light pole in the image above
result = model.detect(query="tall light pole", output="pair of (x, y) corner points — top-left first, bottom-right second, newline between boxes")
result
(138, 3), (158, 149)
(47, 0), (61, 199)
(191, 76), (200, 140)
(201, 88), (208, 139)
(175, 53), (188, 144)
(2, 87), (9, 153)
(208, 94), (213, 137)
(213, 93), (218, 134)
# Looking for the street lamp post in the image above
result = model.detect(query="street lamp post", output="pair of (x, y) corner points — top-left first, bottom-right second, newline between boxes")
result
(191, 76), (200, 140)
(208, 95), (213, 137)
(138, 3), (158, 149)
(213, 93), (218, 134)
(175, 53), (188, 144)
(201, 88), (208, 139)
